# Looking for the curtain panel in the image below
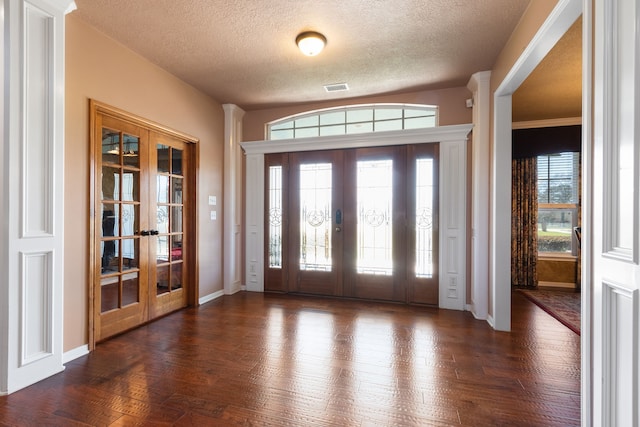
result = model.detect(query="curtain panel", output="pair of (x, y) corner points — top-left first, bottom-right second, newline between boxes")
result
(511, 157), (538, 288)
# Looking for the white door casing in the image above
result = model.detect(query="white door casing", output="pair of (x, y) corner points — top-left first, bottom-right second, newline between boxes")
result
(491, 0), (582, 331)
(592, 0), (640, 424)
(0, 0), (75, 394)
(241, 124), (472, 311)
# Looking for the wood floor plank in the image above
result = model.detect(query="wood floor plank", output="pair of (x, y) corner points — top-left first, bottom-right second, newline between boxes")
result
(0, 291), (580, 426)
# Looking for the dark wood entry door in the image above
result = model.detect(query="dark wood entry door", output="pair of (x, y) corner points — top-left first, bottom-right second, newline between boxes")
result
(268, 144), (438, 304)
(288, 150), (345, 296)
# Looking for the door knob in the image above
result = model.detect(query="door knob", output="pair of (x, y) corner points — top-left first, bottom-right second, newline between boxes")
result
(335, 226), (341, 232)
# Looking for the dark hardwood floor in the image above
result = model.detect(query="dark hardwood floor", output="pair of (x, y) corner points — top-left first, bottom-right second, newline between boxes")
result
(0, 291), (580, 426)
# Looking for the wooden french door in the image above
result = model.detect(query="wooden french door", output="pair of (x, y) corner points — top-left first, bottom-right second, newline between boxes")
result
(92, 104), (194, 342)
(265, 144), (438, 304)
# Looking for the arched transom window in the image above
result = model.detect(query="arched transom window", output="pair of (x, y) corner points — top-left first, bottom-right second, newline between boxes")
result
(267, 104), (438, 140)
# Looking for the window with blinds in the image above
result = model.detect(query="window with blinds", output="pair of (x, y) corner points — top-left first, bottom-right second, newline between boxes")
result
(537, 152), (580, 255)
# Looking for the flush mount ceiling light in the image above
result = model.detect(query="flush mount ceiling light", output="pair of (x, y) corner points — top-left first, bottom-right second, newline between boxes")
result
(296, 31), (326, 56)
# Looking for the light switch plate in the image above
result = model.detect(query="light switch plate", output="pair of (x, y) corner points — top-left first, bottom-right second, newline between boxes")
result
(208, 195), (217, 206)
(210, 211), (217, 220)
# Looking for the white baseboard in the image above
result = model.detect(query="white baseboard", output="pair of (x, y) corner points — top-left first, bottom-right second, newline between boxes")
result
(467, 304), (488, 320)
(63, 345), (90, 364)
(199, 289), (225, 305)
(486, 314), (495, 329)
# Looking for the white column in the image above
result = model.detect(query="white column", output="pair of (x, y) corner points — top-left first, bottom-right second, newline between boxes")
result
(467, 71), (491, 320)
(222, 104), (245, 295)
(1, 0), (76, 395)
(244, 152), (265, 292)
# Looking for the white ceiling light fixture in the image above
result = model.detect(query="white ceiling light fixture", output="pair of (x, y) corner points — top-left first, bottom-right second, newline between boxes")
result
(296, 31), (326, 56)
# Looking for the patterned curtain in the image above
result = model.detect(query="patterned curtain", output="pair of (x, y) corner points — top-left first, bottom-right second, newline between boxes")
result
(512, 157), (538, 288)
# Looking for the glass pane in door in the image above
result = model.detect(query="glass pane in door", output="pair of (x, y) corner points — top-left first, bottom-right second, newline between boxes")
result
(356, 159), (393, 275)
(122, 134), (140, 167)
(268, 166), (283, 268)
(415, 158), (434, 278)
(155, 143), (185, 296)
(102, 128), (120, 165)
(299, 163), (332, 271)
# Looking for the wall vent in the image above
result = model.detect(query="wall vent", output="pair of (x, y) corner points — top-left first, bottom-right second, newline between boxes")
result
(324, 83), (349, 92)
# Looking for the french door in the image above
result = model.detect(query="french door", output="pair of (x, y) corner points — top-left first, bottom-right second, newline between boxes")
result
(265, 144), (438, 304)
(93, 105), (194, 342)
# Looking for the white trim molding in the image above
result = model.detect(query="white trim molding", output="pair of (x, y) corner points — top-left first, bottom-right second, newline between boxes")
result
(1, 0), (75, 395)
(62, 345), (89, 364)
(241, 124), (472, 310)
(198, 289), (225, 305)
(512, 116), (582, 129)
(492, 0), (582, 332)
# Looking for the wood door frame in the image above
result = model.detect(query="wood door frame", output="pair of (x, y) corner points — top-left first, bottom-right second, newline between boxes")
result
(88, 100), (199, 349)
(264, 144), (441, 305)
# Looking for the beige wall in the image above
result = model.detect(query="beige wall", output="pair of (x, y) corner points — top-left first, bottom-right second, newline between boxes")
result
(242, 86), (472, 141)
(64, 15), (225, 351)
(490, 1), (561, 92)
(538, 258), (578, 286)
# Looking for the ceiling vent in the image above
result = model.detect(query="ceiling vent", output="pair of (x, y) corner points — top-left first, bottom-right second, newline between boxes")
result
(324, 83), (349, 92)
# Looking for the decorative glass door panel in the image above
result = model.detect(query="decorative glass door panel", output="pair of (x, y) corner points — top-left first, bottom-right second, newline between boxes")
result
(356, 159), (393, 276)
(299, 163), (333, 272)
(264, 154), (289, 292)
(289, 151), (343, 296)
(407, 144), (439, 305)
(415, 158), (434, 278)
(345, 147), (406, 301)
(268, 165), (283, 269)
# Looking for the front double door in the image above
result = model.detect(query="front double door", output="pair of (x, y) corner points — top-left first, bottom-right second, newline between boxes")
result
(95, 113), (192, 341)
(265, 144), (439, 304)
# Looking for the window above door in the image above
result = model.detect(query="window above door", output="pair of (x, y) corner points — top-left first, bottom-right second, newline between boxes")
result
(267, 104), (438, 140)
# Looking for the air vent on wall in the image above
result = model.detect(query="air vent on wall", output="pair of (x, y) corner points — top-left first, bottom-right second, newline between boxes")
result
(324, 83), (349, 92)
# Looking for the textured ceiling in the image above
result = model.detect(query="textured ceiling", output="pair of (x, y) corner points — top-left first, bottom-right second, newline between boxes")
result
(72, 0), (531, 110)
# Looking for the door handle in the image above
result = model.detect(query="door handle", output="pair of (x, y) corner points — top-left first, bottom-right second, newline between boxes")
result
(150, 230), (159, 235)
(139, 230), (150, 236)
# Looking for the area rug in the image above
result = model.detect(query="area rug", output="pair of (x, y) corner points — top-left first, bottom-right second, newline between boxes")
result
(518, 289), (581, 335)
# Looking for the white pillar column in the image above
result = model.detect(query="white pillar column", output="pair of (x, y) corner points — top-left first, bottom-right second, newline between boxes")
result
(222, 104), (245, 295)
(467, 71), (491, 320)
